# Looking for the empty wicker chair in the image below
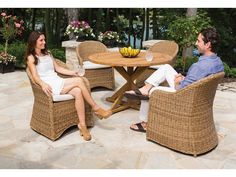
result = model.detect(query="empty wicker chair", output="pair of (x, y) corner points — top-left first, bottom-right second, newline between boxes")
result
(136, 40), (179, 87)
(146, 72), (225, 156)
(26, 59), (94, 141)
(76, 40), (115, 90)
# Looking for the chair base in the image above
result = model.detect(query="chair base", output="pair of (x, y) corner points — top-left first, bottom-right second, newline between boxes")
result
(30, 99), (94, 141)
(146, 137), (218, 157)
(85, 68), (115, 90)
(146, 129), (218, 156)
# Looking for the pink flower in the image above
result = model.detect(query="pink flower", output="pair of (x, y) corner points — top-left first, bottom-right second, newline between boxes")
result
(14, 22), (21, 28)
(1, 12), (6, 17)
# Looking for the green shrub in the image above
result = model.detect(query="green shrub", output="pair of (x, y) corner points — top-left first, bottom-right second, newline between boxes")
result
(0, 43), (66, 68)
(223, 62), (236, 78)
(230, 68), (236, 78)
(174, 56), (198, 73)
(49, 48), (66, 63)
(0, 41), (26, 68)
(223, 62), (231, 77)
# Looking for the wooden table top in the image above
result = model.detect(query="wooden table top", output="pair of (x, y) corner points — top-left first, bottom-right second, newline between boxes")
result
(88, 51), (173, 67)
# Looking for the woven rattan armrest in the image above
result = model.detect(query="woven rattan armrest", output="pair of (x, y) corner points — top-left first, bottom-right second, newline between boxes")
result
(76, 50), (83, 66)
(149, 86), (196, 114)
(30, 80), (53, 103)
(54, 59), (90, 91)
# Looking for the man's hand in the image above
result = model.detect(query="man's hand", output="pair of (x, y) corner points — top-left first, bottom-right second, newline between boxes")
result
(41, 83), (52, 96)
(174, 73), (185, 86)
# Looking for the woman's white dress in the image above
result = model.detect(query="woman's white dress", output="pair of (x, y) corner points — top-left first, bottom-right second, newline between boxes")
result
(35, 55), (65, 95)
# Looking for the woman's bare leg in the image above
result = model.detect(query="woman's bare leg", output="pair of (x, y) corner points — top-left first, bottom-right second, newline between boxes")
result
(61, 77), (111, 119)
(68, 87), (86, 126)
(61, 77), (99, 111)
(68, 87), (91, 141)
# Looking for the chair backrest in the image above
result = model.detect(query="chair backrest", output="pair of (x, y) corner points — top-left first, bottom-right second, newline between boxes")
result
(149, 40), (179, 60)
(76, 40), (108, 63)
(180, 72), (225, 109)
(26, 67), (36, 85)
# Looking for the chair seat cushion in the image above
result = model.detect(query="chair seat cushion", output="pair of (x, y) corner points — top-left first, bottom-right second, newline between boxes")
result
(149, 64), (163, 69)
(52, 94), (74, 102)
(83, 61), (111, 69)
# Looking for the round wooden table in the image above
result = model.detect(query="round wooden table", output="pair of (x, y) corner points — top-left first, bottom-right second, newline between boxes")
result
(88, 51), (173, 114)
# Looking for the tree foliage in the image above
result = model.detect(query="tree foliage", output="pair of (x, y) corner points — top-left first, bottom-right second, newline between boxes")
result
(1, 8), (236, 69)
(167, 12), (211, 51)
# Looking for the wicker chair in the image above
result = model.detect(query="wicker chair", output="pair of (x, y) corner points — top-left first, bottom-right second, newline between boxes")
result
(146, 72), (225, 156)
(76, 40), (115, 90)
(136, 40), (179, 87)
(26, 59), (94, 141)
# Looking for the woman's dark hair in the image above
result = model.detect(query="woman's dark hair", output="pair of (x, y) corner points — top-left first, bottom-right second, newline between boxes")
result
(200, 27), (220, 53)
(25, 31), (49, 65)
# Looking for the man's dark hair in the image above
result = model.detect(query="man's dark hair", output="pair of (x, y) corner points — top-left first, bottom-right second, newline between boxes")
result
(200, 27), (220, 53)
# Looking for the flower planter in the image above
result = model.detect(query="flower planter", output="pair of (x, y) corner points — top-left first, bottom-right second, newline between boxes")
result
(103, 40), (116, 48)
(0, 61), (15, 74)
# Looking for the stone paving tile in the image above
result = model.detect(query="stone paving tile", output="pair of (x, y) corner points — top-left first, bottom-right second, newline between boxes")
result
(1, 71), (236, 169)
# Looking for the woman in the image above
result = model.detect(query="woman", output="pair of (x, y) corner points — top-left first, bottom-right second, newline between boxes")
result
(26, 31), (111, 141)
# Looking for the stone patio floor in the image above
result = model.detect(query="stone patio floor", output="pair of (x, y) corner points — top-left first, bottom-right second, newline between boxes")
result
(0, 70), (236, 169)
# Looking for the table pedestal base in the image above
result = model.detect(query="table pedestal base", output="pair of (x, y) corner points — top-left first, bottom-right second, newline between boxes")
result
(107, 66), (147, 114)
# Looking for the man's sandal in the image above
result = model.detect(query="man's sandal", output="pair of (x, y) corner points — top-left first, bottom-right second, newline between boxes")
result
(124, 89), (149, 100)
(130, 122), (146, 133)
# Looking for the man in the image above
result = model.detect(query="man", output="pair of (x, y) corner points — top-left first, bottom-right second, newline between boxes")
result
(124, 27), (224, 133)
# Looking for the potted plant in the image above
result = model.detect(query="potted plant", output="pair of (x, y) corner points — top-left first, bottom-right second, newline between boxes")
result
(98, 31), (121, 48)
(64, 20), (95, 41)
(0, 11), (24, 74)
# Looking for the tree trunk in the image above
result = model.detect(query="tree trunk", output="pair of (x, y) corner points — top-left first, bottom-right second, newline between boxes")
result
(145, 8), (150, 41)
(44, 9), (52, 46)
(115, 9), (120, 34)
(105, 8), (110, 30)
(4, 39), (8, 54)
(128, 9), (133, 46)
(88, 9), (92, 25)
(66, 8), (79, 22)
(140, 8), (145, 48)
(55, 9), (63, 46)
(183, 8), (198, 58)
(31, 9), (37, 31)
(186, 8), (198, 16)
(96, 9), (104, 34)
(133, 36), (136, 48)
(152, 8), (158, 39)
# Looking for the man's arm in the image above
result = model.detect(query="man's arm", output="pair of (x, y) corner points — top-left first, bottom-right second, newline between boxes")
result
(176, 64), (205, 90)
(174, 74), (185, 90)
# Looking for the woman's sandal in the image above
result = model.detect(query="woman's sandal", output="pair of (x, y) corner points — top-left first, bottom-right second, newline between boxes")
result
(94, 108), (112, 120)
(79, 125), (91, 141)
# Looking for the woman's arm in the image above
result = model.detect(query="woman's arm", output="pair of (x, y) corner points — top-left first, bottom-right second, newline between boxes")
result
(27, 55), (52, 96)
(52, 56), (78, 77)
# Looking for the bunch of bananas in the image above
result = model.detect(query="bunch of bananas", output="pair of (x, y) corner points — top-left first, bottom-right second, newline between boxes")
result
(119, 47), (140, 58)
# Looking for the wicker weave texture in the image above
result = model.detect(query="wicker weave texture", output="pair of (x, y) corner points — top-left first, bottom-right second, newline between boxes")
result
(146, 72), (225, 156)
(136, 40), (179, 87)
(27, 59), (94, 141)
(76, 40), (115, 90)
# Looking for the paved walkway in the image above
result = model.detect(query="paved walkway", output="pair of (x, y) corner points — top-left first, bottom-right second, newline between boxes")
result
(0, 71), (236, 169)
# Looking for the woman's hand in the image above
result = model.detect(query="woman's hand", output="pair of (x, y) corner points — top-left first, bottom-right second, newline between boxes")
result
(72, 71), (80, 77)
(41, 83), (52, 96)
